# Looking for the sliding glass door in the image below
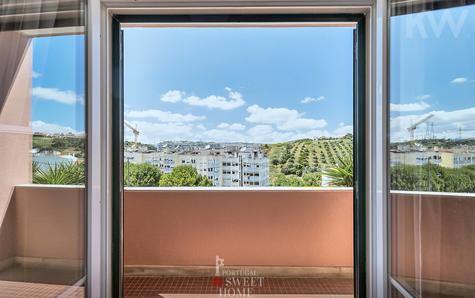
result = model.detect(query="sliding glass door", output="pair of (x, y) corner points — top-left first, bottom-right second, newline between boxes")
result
(113, 14), (366, 297)
(0, 0), (87, 297)
(389, 1), (475, 297)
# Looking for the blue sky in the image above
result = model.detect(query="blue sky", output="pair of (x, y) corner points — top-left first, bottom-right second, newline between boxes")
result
(390, 5), (475, 141)
(122, 27), (354, 144)
(30, 5), (475, 143)
(32, 35), (85, 134)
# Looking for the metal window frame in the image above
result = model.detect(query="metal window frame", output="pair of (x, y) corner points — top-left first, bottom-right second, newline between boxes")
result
(112, 13), (365, 298)
(385, 1), (475, 298)
(87, 2), (390, 298)
(391, 0), (475, 16)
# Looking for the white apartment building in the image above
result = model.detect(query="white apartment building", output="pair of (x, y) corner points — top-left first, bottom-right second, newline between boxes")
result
(390, 148), (475, 169)
(124, 147), (269, 187)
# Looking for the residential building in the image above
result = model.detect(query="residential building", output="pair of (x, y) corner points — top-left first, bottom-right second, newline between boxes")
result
(125, 146), (269, 186)
(390, 148), (475, 168)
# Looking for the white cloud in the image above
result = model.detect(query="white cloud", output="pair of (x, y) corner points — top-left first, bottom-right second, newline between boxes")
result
(125, 119), (340, 144)
(160, 90), (186, 103)
(184, 90), (245, 110)
(451, 77), (468, 84)
(245, 104), (327, 131)
(246, 125), (331, 143)
(32, 87), (83, 105)
(416, 94), (431, 100)
(125, 109), (205, 123)
(32, 71), (42, 79)
(125, 120), (196, 144)
(277, 118), (327, 131)
(338, 122), (345, 127)
(333, 125), (353, 136)
(390, 106), (475, 141)
(390, 102), (430, 112)
(300, 96), (325, 104)
(202, 129), (247, 143)
(126, 121), (247, 144)
(158, 88), (246, 110)
(122, 102), (353, 144)
(247, 125), (290, 143)
(248, 124), (275, 137)
(245, 105), (300, 125)
(196, 124), (206, 131)
(432, 107), (475, 123)
(217, 122), (246, 131)
(31, 120), (79, 134)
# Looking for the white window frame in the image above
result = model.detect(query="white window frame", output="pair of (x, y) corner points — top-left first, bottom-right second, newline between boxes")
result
(86, 1), (389, 297)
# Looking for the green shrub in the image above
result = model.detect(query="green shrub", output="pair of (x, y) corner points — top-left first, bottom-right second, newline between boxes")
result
(33, 161), (85, 185)
(323, 156), (353, 187)
(124, 163), (161, 187)
(272, 174), (303, 186)
(302, 172), (321, 186)
(159, 165), (212, 187)
(391, 164), (475, 192)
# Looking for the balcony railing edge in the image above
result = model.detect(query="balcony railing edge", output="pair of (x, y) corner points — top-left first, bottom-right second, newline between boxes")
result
(14, 184), (475, 198)
(390, 190), (475, 198)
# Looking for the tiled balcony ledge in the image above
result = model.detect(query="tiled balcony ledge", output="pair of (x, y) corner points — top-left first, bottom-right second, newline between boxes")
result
(125, 186), (353, 192)
(124, 265), (353, 278)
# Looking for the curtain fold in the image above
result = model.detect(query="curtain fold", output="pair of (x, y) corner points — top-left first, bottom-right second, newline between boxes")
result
(0, 0), (83, 31)
(0, 31), (30, 113)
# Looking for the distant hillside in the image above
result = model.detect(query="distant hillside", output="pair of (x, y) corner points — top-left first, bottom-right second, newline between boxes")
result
(33, 134), (85, 158)
(390, 138), (475, 150)
(262, 134), (353, 186)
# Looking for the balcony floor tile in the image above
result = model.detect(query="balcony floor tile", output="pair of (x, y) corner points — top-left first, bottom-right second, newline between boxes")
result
(124, 276), (353, 297)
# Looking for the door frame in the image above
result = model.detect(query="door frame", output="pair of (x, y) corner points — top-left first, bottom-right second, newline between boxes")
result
(111, 13), (366, 297)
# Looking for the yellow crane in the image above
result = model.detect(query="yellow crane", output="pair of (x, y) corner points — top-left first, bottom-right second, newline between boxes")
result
(124, 120), (140, 149)
(407, 114), (434, 141)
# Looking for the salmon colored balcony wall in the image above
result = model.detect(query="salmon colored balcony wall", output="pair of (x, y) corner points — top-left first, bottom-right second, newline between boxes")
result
(0, 32), (32, 230)
(391, 192), (475, 285)
(0, 198), (16, 263)
(0, 34), (32, 262)
(11, 185), (84, 261)
(124, 188), (354, 267)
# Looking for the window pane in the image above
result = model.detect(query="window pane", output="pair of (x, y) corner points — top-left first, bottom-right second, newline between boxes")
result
(122, 23), (356, 297)
(123, 26), (354, 188)
(389, 2), (475, 297)
(0, 1), (86, 296)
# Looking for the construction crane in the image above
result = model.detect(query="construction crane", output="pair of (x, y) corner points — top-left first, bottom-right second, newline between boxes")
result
(407, 114), (434, 141)
(124, 120), (140, 149)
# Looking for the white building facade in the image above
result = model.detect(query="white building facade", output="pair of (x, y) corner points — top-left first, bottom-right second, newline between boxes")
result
(124, 148), (269, 187)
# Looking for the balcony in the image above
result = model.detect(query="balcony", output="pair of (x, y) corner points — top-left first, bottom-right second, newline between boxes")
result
(1, 185), (474, 297)
(390, 191), (475, 297)
(0, 185), (354, 296)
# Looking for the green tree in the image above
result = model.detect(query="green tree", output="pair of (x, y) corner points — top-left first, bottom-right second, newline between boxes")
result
(33, 161), (85, 185)
(323, 156), (353, 187)
(159, 165), (212, 187)
(390, 164), (422, 190)
(271, 158), (280, 166)
(272, 173), (302, 186)
(279, 144), (292, 164)
(442, 170), (473, 193)
(391, 164), (475, 192)
(124, 163), (161, 187)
